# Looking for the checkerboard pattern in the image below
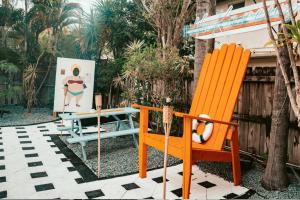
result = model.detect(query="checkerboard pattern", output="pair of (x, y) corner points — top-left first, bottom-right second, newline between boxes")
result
(0, 122), (252, 199)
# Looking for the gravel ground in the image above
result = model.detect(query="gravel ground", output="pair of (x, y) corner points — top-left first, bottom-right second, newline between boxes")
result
(0, 105), (57, 126)
(198, 158), (300, 199)
(1, 106), (299, 198)
(60, 123), (181, 179)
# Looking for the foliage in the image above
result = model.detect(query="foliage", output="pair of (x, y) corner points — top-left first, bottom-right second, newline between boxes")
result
(56, 31), (80, 58)
(26, 0), (82, 57)
(117, 46), (191, 106)
(95, 58), (125, 107)
(0, 60), (22, 102)
(285, 20), (300, 42)
(124, 40), (144, 56)
(92, 0), (156, 58)
(20, 0), (82, 112)
(75, 10), (99, 60)
(0, 60), (18, 74)
(0, 4), (24, 48)
(136, 0), (195, 48)
(265, 20), (300, 48)
(0, 5), (24, 27)
(96, 58), (124, 94)
(0, 0), (156, 111)
(23, 64), (37, 113)
(75, 0), (156, 104)
(115, 45), (191, 133)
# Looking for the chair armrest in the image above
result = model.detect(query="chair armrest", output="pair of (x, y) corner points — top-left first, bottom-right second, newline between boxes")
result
(132, 104), (162, 112)
(132, 104), (238, 128)
(182, 114), (238, 128)
(132, 104), (186, 117)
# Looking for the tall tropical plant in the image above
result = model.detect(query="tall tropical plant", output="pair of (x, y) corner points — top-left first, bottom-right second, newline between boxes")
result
(75, 10), (99, 60)
(74, 0), (156, 106)
(117, 46), (191, 106)
(22, 0), (82, 112)
(94, 0), (156, 58)
(136, 0), (195, 48)
(0, 3), (24, 48)
(28, 0), (82, 55)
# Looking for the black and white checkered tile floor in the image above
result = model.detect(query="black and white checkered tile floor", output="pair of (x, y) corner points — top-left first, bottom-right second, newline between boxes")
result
(0, 122), (251, 199)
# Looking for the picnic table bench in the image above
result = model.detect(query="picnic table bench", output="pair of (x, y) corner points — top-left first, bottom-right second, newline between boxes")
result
(58, 107), (140, 160)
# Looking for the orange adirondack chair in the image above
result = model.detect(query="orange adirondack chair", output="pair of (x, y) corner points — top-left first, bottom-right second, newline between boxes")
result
(133, 43), (251, 199)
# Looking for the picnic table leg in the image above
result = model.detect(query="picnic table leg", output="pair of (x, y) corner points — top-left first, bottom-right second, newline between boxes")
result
(128, 114), (138, 147)
(66, 119), (87, 160)
(71, 119), (74, 130)
(77, 119), (88, 161)
(81, 142), (87, 161)
(112, 115), (121, 131)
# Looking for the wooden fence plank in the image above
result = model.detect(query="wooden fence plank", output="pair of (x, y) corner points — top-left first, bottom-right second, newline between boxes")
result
(238, 83), (250, 152)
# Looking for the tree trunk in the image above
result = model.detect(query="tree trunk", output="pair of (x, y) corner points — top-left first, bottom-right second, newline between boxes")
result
(24, 0), (28, 59)
(35, 57), (53, 96)
(193, 0), (215, 93)
(172, 0), (191, 47)
(206, 0), (216, 53)
(261, 43), (290, 190)
(108, 83), (112, 108)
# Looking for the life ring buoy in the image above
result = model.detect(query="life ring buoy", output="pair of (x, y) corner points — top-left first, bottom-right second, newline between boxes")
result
(192, 114), (213, 143)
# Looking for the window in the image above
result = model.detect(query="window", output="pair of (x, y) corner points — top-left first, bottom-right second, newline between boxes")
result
(231, 1), (245, 10)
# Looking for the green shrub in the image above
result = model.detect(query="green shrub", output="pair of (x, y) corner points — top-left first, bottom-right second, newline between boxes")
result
(0, 60), (22, 104)
(119, 46), (191, 107)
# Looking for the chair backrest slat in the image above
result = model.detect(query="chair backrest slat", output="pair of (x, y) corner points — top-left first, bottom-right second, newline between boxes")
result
(189, 43), (251, 150)
(190, 48), (221, 115)
(190, 53), (212, 114)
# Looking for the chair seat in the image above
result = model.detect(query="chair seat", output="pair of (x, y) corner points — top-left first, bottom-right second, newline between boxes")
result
(146, 133), (184, 147)
(144, 133), (219, 159)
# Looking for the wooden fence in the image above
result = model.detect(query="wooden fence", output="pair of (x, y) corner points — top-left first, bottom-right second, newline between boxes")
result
(0, 83), (55, 106)
(235, 66), (300, 166)
(1, 65), (299, 166)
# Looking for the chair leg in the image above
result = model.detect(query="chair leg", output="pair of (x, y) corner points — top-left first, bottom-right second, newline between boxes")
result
(139, 109), (148, 178)
(182, 116), (192, 199)
(230, 129), (241, 185)
(139, 140), (147, 178)
(182, 158), (192, 199)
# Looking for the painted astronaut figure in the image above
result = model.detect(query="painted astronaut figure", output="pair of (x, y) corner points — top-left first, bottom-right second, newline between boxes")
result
(63, 64), (86, 107)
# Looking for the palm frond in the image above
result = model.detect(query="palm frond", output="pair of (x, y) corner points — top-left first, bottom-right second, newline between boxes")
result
(0, 60), (19, 74)
(60, 18), (80, 28)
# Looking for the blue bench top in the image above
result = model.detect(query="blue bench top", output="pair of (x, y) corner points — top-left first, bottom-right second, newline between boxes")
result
(67, 128), (140, 143)
(59, 107), (139, 120)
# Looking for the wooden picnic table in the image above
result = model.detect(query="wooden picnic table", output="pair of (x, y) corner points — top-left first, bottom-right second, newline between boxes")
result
(58, 107), (140, 160)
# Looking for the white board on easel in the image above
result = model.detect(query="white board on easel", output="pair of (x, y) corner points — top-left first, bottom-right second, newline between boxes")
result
(53, 57), (95, 113)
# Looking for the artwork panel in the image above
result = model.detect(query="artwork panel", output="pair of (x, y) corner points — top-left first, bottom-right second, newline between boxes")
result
(53, 57), (95, 113)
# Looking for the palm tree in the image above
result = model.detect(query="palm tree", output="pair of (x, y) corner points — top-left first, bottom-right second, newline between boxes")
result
(29, 0), (82, 55)
(23, 0), (82, 112)
(0, 3), (24, 48)
(75, 9), (99, 60)
(94, 0), (155, 58)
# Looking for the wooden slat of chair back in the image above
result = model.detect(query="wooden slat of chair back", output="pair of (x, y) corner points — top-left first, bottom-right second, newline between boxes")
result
(189, 43), (251, 150)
